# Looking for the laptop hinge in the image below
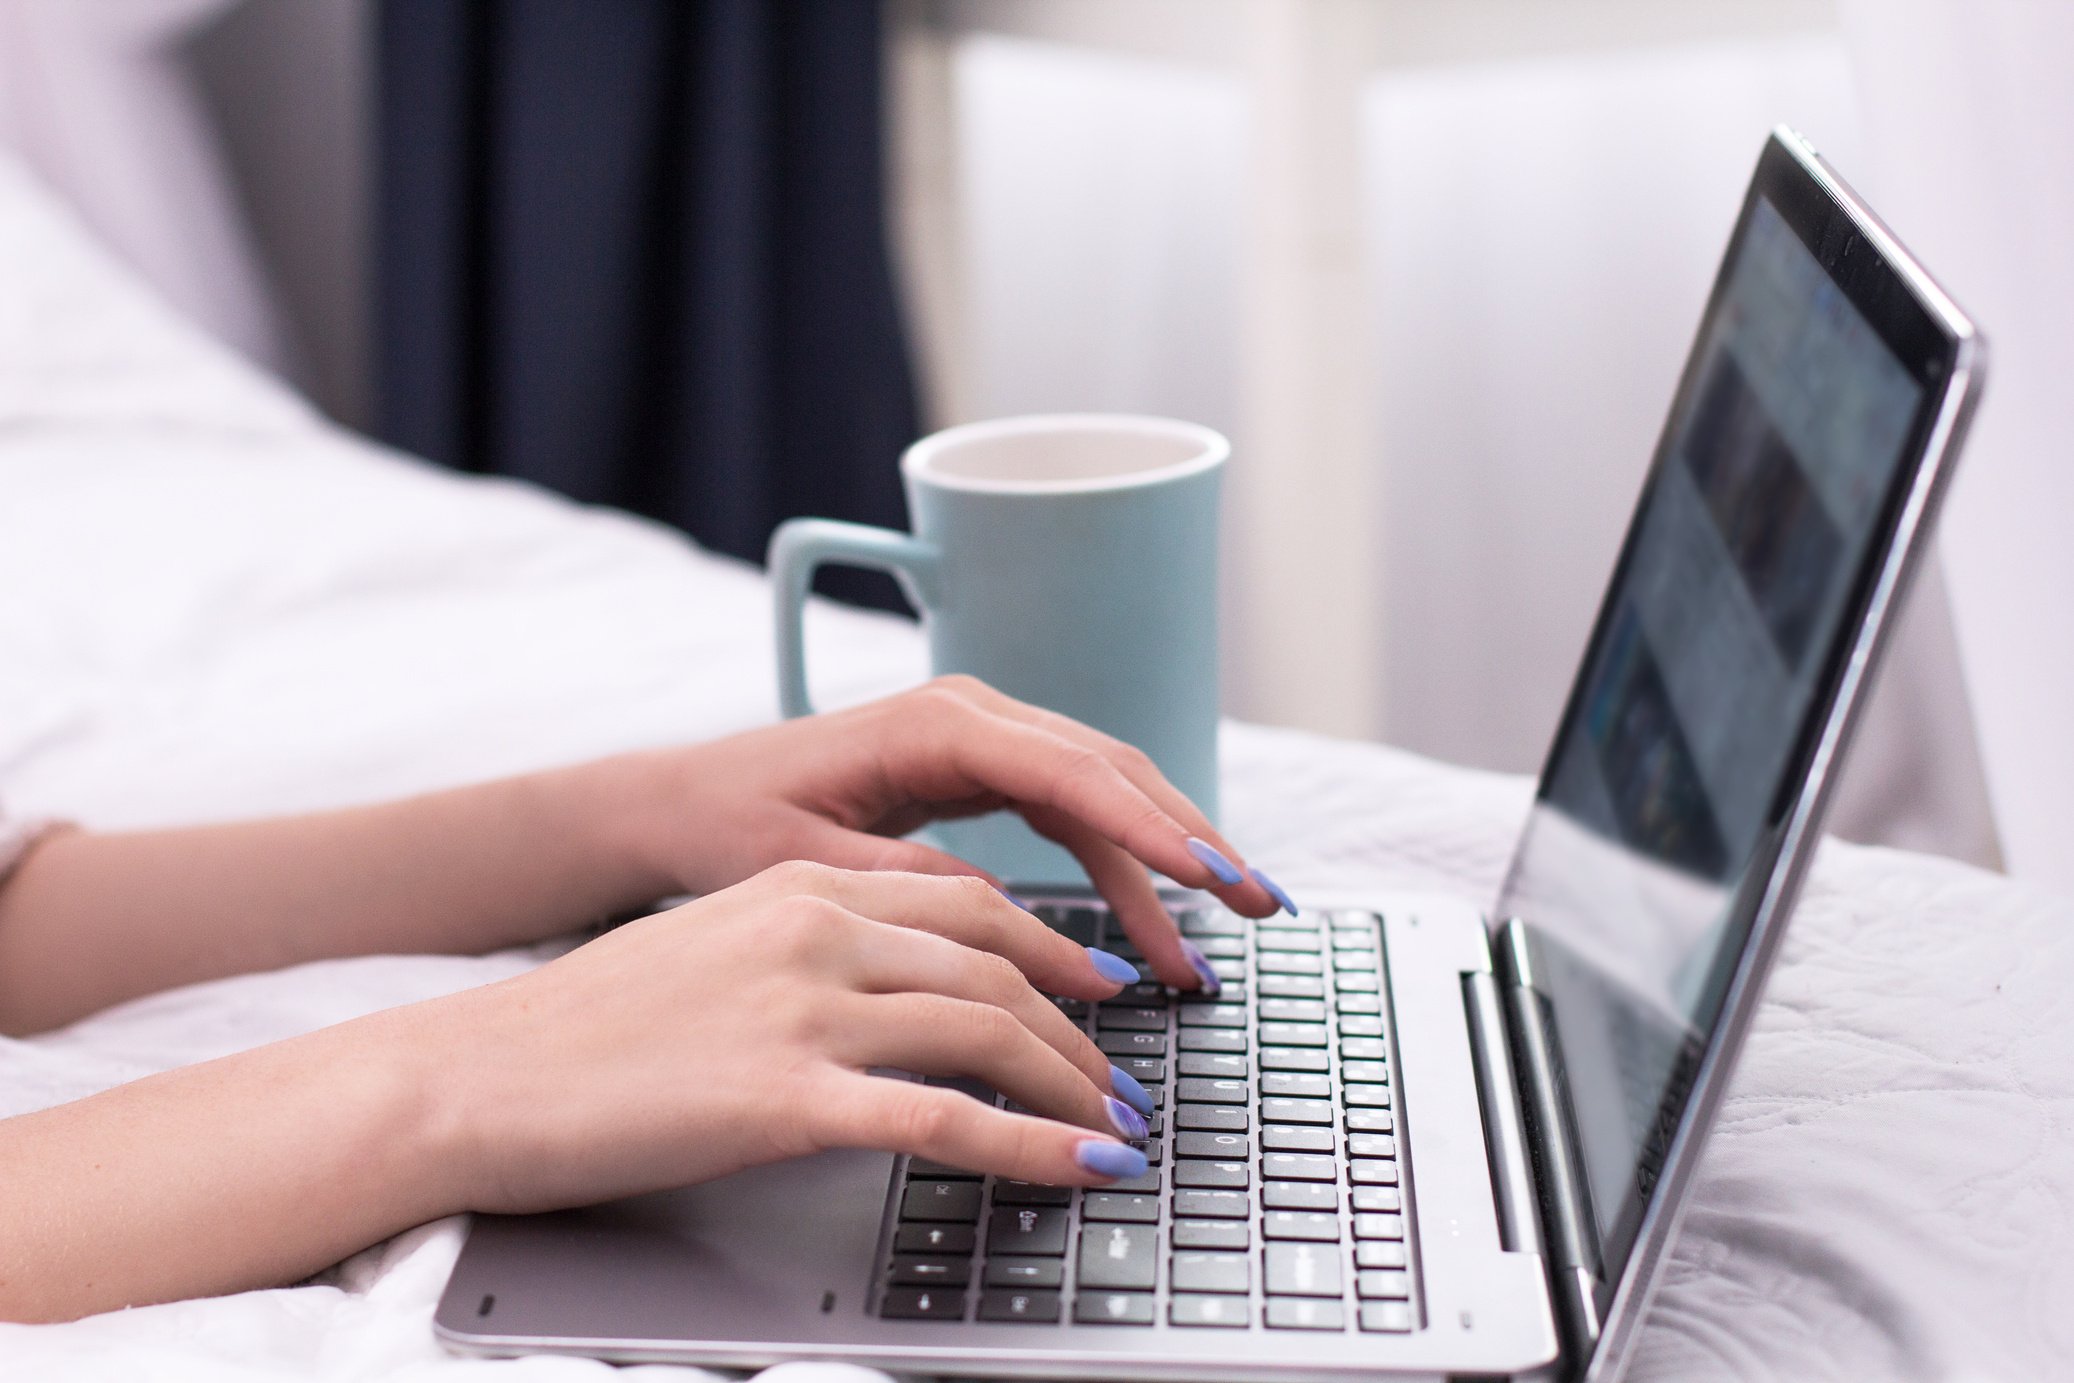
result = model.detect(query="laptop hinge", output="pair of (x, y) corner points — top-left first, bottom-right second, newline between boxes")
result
(1459, 970), (1542, 1257)
(1494, 919), (1605, 1362)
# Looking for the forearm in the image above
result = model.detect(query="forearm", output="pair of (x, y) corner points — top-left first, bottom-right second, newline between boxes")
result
(0, 1001), (466, 1323)
(0, 753), (679, 1035)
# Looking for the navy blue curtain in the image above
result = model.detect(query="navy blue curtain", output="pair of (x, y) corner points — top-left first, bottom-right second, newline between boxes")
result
(374, 0), (918, 609)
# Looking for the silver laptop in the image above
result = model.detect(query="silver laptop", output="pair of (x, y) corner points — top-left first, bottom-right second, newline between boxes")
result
(434, 128), (1984, 1382)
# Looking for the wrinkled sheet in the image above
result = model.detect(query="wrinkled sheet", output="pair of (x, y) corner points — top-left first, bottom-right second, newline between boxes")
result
(2, 154), (2071, 1383)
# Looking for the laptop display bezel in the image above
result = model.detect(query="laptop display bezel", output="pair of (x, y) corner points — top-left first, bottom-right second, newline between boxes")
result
(1494, 128), (1985, 1379)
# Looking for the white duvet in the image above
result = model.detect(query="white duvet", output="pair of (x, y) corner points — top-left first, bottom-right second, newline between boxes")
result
(2, 157), (2070, 1383)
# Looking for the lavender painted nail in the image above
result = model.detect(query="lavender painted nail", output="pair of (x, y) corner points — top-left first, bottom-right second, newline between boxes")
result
(1104, 1096), (1149, 1141)
(1250, 867), (1299, 918)
(1181, 940), (1223, 997)
(1075, 1140), (1150, 1180)
(1087, 947), (1142, 986)
(1109, 1065), (1156, 1117)
(1185, 836), (1243, 886)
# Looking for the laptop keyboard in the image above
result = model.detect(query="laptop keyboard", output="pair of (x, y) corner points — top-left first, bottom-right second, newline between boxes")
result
(876, 901), (1417, 1333)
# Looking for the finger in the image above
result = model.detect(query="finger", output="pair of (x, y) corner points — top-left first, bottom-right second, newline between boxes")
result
(812, 1070), (1150, 1186)
(759, 860), (1136, 1002)
(1024, 806), (1209, 993)
(936, 678), (1287, 918)
(833, 915), (1117, 1094)
(831, 992), (1147, 1142)
(784, 817), (1006, 886)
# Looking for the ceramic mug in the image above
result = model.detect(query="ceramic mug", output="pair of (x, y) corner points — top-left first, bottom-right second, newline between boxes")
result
(769, 413), (1226, 883)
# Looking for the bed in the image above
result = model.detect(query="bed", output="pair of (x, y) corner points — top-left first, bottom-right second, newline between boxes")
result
(2, 154), (2069, 1383)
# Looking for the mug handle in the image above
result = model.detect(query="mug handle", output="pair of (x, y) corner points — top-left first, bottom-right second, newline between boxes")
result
(768, 518), (940, 717)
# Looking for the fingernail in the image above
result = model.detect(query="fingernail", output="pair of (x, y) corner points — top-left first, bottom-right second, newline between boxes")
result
(1181, 940), (1223, 997)
(1104, 1096), (1149, 1141)
(1087, 947), (1141, 985)
(1250, 867), (1299, 918)
(1108, 1065), (1155, 1116)
(1185, 836), (1243, 886)
(994, 884), (1035, 911)
(1075, 1139), (1149, 1180)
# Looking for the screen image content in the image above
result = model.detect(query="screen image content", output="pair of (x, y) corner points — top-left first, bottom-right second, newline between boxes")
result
(1501, 193), (1927, 1268)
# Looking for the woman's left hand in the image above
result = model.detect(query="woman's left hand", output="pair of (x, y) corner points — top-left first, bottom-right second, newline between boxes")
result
(609, 676), (1294, 991)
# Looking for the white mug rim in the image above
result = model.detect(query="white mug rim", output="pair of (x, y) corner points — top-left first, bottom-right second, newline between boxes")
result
(901, 413), (1228, 496)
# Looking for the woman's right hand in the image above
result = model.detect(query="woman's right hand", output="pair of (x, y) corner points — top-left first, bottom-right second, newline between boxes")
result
(424, 861), (1153, 1216)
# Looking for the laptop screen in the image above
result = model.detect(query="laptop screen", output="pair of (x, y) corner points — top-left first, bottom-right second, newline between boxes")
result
(1494, 142), (1965, 1296)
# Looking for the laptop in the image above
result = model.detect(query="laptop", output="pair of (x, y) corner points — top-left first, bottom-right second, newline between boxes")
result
(434, 128), (1984, 1382)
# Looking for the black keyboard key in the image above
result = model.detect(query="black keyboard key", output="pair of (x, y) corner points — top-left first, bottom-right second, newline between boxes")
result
(1053, 907), (1100, 945)
(1177, 1052), (1247, 1079)
(1263, 1181), (1338, 1211)
(1353, 1212), (1406, 1241)
(1257, 975), (1326, 999)
(1077, 1222), (1158, 1290)
(1258, 1021), (1328, 1048)
(1169, 1294), (1250, 1327)
(907, 1158), (983, 1180)
(1100, 980), (1169, 1006)
(1260, 1072), (1331, 1099)
(1177, 1077), (1250, 1104)
(1173, 1189), (1249, 1219)
(1265, 1241), (1343, 1296)
(1336, 1015), (1385, 1037)
(1260, 1046), (1329, 1073)
(1349, 1133), (1398, 1158)
(1115, 1056), (1166, 1084)
(1334, 993), (1383, 1014)
(1107, 1169), (1162, 1194)
(1257, 952), (1324, 975)
(1263, 1211), (1341, 1242)
(895, 1222), (976, 1255)
(987, 1256), (1064, 1288)
(879, 1286), (965, 1320)
(1052, 997), (1092, 1021)
(1356, 1269), (1412, 1299)
(1259, 999), (1327, 1023)
(888, 1255), (971, 1287)
(1098, 1006), (1167, 1032)
(1175, 1103), (1248, 1132)
(1178, 1028), (1248, 1054)
(978, 1288), (1060, 1323)
(1173, 1160), (1248, 1190)
(1256, 929), (1322, 952)
(1175, 1131), (1250, 1160)
(1351, 1186), (1402, 1211)
(1178, 1004), (1247, 1029)
(1345, 1108), (1395, 1134)
(995, 1180), (1074, 1206)
(1339, 1037), (1388, 1060)
(1082, 1192), (1159, 1223)
(1261, 1152), (1337, 1182)
(1170, 1251), (1250, 1293)
(989, 1205), (1070, 1255)
(1097, 1029), (1167, 1058)
(1344, 1084), (1392, 1108)
(1355, 1241), (1408, 1269)
(1259, 1097), (1333, 1126)
(1171, 1218), (1250, 1250)
(1180, 911), (1245, 937)
(1359, 1301), (1415, 1332)
(1266, 1297), (1345, 1330)
(1341, 1060), (1390, 1084)
(1261, 1124), (1335, 1154)
(902, 1180), (982, 1222)
(1074, 1290), (1156, 1325)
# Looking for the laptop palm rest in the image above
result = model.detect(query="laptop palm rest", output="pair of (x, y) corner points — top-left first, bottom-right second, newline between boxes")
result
(436, 1146), (898, 1354)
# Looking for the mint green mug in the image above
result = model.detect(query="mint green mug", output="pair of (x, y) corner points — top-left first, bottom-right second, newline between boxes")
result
(769, 413), (1226, 884)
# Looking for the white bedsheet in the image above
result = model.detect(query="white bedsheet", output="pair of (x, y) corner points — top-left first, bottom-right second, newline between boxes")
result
(2, 155), (2070, 1383)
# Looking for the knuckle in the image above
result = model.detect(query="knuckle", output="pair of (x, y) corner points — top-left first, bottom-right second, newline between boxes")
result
(766, 858), (836, 894)
(971, 948), (1029, 1001)
(888, 1088), (955, 1150)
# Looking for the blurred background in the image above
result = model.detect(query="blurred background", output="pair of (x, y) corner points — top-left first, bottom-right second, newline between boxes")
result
(1, 0), (2067, 889)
